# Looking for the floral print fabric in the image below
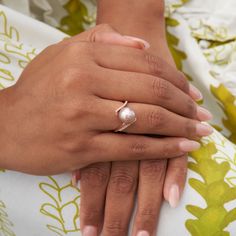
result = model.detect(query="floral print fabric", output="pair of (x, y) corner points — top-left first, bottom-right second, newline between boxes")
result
(0, 0), (236, 235)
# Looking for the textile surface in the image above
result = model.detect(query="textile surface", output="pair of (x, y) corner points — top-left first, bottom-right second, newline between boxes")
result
(0, 0), (236, 235)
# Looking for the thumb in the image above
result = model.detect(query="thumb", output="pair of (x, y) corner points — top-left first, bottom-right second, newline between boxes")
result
(68, 24), (150, 50)
(93, 31), (150, 50)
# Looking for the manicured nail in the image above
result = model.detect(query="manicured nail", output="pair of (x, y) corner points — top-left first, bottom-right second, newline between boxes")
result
(71, 172), (77, 187)
(137, 231), (150, 236)
(169, 184), (180, 208)
(83, 226), (97, 236)
(179, 140), (200, 152)
(197, 106), (213, 121)
(189, 84), (203, 101)
(196, 123), (213, 136)
(124, 36), (150, 49)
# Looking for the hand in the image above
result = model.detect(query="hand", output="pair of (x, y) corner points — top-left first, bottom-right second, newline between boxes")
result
(78, 26), (213, 235)
(0, 24), (205, 175)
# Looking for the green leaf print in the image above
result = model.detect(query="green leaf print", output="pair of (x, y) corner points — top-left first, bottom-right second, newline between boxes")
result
(0, 201), (15, 236)
(211, 84), (236, 144)
(39, 176), (81, 236)
(166, 16), (193, 81)
(0, 10), (37, 90)
(186, 142), (236, 236)
(59, 0), (94, 36)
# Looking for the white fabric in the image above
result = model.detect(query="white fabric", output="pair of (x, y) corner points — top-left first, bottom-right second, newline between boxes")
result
(0, 1), (236, 235)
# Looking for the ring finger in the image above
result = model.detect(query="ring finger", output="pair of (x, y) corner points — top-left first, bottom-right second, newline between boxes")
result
(91, 100), (213, 139)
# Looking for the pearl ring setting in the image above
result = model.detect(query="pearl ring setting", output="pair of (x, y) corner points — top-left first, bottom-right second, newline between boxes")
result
(115, 101), (137, 132)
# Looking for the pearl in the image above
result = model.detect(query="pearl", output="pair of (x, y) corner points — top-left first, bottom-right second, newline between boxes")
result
(118, 107), (136, 123)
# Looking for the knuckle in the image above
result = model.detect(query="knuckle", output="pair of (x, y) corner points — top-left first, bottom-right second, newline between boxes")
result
(137, 210), (158, 232)
(171, 163), (188, 177)
(59, 66), (89, 90)
(187, 99), (197, 118)
(129, 140), (149, 158)
(62, 141), (80, 155)
(185, 120), (196, 137)
(162, 142), (177, 158)
(105, 220), (126, 235)
(81, 207), (101, 222)
(147, 108), (164, 130)
(110, 170), (137, 194)
(152, 77), (170, 100)
(141, 160), (167, 180)
(139, 205), (157, 218)
(145, 53), (164, 77)
(178, 72), (189, 93)
(61, 66), (77, 84)
(62, 98), (91, 121)
(82, 164), (109, 187)
(61, 136), (88, 154)
(136, 206), (157, 230)
(66, 41), (90, 55)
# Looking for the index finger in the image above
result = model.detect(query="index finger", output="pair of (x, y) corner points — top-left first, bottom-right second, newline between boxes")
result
(92, 44), (191, 95)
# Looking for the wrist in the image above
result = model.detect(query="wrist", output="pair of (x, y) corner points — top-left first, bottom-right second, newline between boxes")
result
(96, 0), (171, 61)
(97, 0), (165, 20)
(97, 0), (166, 39)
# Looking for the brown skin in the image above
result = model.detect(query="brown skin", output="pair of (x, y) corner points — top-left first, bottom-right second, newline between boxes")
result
(79, 3), (211, 236)
(0, 24), (205, 176)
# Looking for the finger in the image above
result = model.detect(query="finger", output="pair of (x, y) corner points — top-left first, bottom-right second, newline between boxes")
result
(61, 40), (196, 99)
(72, 170), (81, 187)
(92, 43), (191, 95)
(88, 133), (200, 164)
(80, 162), (111, 235)
(60, 23), (149, 50)
(163, 155), (188, 208)
(102, 161), (139, 236)
(132, 160), (167, 236)
(92, 100), (213, 139)
(93, 68), (209, 120)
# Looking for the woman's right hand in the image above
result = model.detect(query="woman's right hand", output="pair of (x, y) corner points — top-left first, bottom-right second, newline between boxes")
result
(0, 24), (209, 175)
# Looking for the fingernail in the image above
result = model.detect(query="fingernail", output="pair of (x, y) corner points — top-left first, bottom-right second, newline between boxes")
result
(137, 231), (150, 236)
(83, 226), (97, 236)
(179, 140), (200, 152)
(169, 184), (180, 208)
(123, 36), (150, 49)
(197, 107), (213, 121)
(189, 84), (203, 101)
(71, 172), (77, 187)
(196, 123), (213, 136)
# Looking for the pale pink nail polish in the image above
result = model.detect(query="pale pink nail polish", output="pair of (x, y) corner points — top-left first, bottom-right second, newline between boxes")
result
(189, 84), (203, 101)
(179, 140), (200, 152)
(196, 123), (213, 136)
(137, 231), (150, 236)
(197, 107), (213, 121)
(123, 36), (150, 49)
(83, 226), (97, 236)
(169, 184), (180, 208)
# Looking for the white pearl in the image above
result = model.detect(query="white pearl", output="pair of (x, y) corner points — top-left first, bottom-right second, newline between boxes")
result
(118, 107), (136, 123)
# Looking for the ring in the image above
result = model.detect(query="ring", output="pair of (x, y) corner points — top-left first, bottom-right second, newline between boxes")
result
(115, 101), (137, 132)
